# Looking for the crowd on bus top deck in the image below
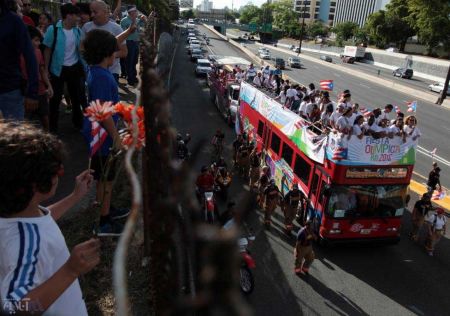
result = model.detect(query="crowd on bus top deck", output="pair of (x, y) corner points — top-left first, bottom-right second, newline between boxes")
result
(225, 63), (421, 142)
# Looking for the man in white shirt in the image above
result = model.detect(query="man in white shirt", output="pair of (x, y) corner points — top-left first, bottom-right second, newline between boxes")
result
(262, 65), (271, 81)
(330, 104), (345, 129)
(246, 63), (257, 82)
(285, 85), (297, 108)
(253, 72), (263, 87)
(82, 0), (128, 82)
(377, 104), (394, 124)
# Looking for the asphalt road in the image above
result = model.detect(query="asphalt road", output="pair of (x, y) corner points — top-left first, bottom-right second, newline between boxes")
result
(209, 26), (450, 190)
(171, 25), (450, 316)
(226, 29), (440, 93)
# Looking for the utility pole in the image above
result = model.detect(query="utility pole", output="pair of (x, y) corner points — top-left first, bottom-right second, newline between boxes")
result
(298, 0), (307, 55)
(436, 65), (450, 105)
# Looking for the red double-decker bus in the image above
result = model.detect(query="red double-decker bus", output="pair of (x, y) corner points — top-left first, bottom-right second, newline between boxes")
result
(238, 82), (418, 244)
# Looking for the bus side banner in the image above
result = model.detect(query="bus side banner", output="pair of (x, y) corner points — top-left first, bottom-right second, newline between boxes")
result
(240, 82), (326, 164)
(326, 133), (417, 165)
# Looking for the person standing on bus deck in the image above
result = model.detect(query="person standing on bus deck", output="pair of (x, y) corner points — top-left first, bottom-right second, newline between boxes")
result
(427, 165), (441, 195)
(294, 221), (317, 274)
(246, 63), (257, 83)
(263, 179), (282, 227)
(425, 208), (447, 256)
(249, 147), (261, 190)
(410, 193), (432, 242)
(283, 182), (305, 233)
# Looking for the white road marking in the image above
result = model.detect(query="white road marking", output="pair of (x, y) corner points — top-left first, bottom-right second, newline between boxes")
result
(417, 145), (450, 167)
(359, 83), (371, 89)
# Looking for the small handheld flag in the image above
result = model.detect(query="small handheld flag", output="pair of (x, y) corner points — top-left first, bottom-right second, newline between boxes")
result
(320, 80), (334, 91)
(90, 121), (108, 157)
(432, 190), (446, 200)
(406, 101), (417, 113)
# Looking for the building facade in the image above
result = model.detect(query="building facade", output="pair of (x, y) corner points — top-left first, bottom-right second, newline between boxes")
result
(196, 8), (225, 20)
(179, 0), (193, 9)
(198, 0), (213, 12)
(333, 0), (391, 27)
(293, 0), (337, 26)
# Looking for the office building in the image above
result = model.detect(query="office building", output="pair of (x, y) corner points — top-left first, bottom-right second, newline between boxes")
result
(199, 0), (213, 12)
(293, 0), (337, 26)
(333, 0), (391, 27)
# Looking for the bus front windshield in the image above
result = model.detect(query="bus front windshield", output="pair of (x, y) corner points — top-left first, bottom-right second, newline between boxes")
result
(327, 185), (408, 218)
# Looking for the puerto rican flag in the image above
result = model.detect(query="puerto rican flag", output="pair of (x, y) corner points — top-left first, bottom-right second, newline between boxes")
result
(394, 105), (401, 113)
(320, 80), (334, 91)
(406, 100), (417, 113)
(332, 146), (347, 160)
(89, 121), (108, 157)
(432, 190), (446, 200)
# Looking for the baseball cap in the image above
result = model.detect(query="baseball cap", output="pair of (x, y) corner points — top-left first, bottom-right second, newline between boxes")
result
(127, 5), (137, 12)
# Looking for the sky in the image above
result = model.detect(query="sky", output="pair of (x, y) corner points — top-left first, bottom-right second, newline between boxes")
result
(192, 0), (267, 10)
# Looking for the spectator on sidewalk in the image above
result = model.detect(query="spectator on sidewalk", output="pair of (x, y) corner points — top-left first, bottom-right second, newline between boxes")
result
(0, 121), (99, 316)
(82, 0), (128, 82)
(82, 29), (129, 236)
(75, 2), (91, 28)
(21, 0), (39, 25)
(43, 3), (86, 133)
(120, 5), (145, 87)
(0, 0), (38, 120)
(23, 26), (53, 130)
(37, 11), (52, 36)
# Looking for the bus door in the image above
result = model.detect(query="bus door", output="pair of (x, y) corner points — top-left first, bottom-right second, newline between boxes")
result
(309, 168), (329, 224)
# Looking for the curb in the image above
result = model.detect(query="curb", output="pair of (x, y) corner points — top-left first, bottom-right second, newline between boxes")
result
(410, 180), (450, 214)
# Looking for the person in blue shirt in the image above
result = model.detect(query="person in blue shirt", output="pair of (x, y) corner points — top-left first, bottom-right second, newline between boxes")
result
(0, 0), (38, 120)
(82, 29), (128, 236)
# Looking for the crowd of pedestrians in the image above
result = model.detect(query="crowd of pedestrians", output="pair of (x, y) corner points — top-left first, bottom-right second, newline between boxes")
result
(0, 0), (150, 314)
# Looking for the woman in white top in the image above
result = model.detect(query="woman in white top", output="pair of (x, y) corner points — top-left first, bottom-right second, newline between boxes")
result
(335, 107), (353, 135)
(388, 118), (404, 140)
(403, 115), (421, 141)
(253, 73), (263, 87)
(274, 85), (288, 106)
(352, 115), (364, 139)
(425, 208), (447, 256)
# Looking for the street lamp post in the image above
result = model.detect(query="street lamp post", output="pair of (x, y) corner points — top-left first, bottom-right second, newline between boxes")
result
(297, 1), (307, 55)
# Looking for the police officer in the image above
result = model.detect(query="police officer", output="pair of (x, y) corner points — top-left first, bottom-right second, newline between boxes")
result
(294, 221), (317, 274)
(283, 182), (306, 233)
(410, 193), (432, 242)
(249, 147), (261, 189)
(257, 166), (270, 208)
(232, 134), (244, 166)
(263, 179), (281, 227)
(237, 142), (251, 178)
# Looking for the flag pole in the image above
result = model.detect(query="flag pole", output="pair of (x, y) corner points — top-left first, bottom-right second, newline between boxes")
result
(88, 157), (92, 171)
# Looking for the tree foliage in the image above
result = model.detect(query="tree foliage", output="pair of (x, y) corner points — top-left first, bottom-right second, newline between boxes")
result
(239, 4), (262, 24)
(272, 0), (300, 37)
(306, 20), (329, 39)
(332, 21), (359, 44)
(180, 9), (195, 19)
(407, 0), (450, 53)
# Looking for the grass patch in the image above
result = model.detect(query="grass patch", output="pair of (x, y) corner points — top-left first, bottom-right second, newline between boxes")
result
(58, 155), (151, 315)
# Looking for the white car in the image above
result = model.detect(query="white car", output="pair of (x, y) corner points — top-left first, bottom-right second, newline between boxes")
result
(195, 59), (212, 76)
(259, 51), (271, 59)
(258, 47), (269, 54)
(428, 82), (450, 95)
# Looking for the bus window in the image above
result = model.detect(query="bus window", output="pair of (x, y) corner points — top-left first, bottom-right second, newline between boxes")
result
(257, 120), (264, 137)
(318, 180), (327, 204)
(281, 143), (293, 166)
(311, 174), (319, 196)
(294, 154), (311, 186)
(270, 132), (281, 155)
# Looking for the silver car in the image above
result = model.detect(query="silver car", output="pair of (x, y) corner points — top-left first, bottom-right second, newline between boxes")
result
(287, 57), (301, 68)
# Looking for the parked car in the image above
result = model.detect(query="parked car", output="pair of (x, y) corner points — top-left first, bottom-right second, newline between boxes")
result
(191, 51), (204, 62)
(393, 68), (413, 79)
(287, 57), (301, 68)
(292, 46), (300, 53)
(258, 47), (269, 54)
(195, 58), (212, 76)
(428, 82), (450, 95)
(188, 44), (201, 54)
(259, 50), (271, 59)
(320, 55), (332, 62)
(288, 44), (295, 50)
(273, 57), (285, 69)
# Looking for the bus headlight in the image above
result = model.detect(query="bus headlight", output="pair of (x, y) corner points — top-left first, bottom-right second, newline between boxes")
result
(328, 229), (342, 234)
(386, 227), (398, 232)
